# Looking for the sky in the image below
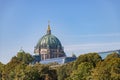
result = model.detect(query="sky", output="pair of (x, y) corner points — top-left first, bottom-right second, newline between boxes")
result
(0, 0), (120, 64)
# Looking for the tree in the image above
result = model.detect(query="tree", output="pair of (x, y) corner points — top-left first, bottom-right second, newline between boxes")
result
(57, 66), (67, 80)
(14, 63), (27, 80)
(23, 65), (40, 80)
(91, 53), (120, 80)
(105, 52), (120, 61)
(66, 62), (93, 80)
(57, 62), (74, 80)
(73, 53), (102, 69)
(0, 62), (4, 80)
(17, 52), (34, 64)
(1, 57), (18, 80)
(33, 63), (57, 80)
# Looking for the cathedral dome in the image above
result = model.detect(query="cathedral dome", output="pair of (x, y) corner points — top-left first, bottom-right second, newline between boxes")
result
(35, 25), (62, 50)
(34, 23), (66, 60)
(36, 34), (62, 49)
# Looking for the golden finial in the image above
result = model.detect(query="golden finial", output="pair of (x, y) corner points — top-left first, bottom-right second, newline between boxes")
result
(47, 20), (51, 34)
(48, 20), (51, 31)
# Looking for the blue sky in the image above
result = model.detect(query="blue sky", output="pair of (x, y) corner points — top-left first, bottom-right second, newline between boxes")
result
(0, 0), (120, 64)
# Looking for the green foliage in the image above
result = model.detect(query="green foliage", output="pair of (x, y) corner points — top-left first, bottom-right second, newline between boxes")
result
(91, 52), (120, 80)
(2, 57), (27, 80)
(66, 62), (93, 80)
(34, 63), (57, 80)
(0, 62), (4, 80)
(1, 61), (57, 80)
(105, 52), (120, 61)
(57, 65), (67, 80)
(57, 62), (74, 80)
(22, 65), (40, 80)
(1, 52), (120, 80)
(73, 53), (102, 69)
(4, 56), (21, 74)
(14, 63), (27, 80)
(17, 52), (34, 64)
(1, 51), (34, 80)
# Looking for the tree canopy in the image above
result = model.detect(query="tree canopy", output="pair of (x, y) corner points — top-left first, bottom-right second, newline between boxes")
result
(0, 51), (120, 80)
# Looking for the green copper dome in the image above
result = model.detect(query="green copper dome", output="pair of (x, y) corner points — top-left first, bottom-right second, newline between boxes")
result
(35, 25), (63, 49)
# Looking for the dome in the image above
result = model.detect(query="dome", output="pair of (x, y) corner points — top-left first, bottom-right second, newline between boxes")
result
(34, 23), (66, 60)
(35, 25), (63, 50)
(36, 34), (62, 49)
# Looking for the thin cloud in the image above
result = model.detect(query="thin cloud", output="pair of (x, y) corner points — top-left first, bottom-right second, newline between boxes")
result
(79, 33), (120, 37)
(65, 42), (120, 56)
